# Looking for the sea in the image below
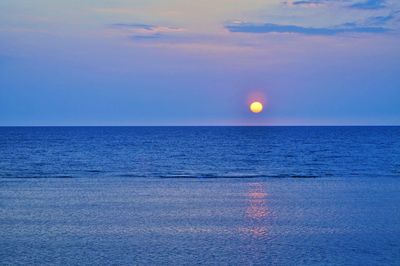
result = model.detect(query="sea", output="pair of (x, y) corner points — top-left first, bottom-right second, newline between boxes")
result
(1, 126), (399, 265)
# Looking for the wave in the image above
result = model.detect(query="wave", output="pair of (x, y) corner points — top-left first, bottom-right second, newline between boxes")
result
(0, 175), (75, 179)
(0, 173), (320, 179)
(157, 173), (320, 179)
(159, 173), (266, 179)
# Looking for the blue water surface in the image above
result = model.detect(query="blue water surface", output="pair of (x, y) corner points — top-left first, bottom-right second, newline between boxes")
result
(0, 126), (399, 179)
(1, 127), (400, 265)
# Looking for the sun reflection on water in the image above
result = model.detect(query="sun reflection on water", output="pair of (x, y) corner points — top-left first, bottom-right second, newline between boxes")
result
(239, 182), (269, 237)
(246, 183), (268, 219)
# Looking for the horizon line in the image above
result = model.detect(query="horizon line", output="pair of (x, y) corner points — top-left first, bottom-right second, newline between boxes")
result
(1, 124), (399, 127)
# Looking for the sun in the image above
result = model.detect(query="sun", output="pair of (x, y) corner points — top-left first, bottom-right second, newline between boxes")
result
(250, 101), (263, 113)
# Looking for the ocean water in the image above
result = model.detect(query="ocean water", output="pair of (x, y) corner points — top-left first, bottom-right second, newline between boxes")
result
(1, 127), (400, 265)
(0, 126), (399, 179)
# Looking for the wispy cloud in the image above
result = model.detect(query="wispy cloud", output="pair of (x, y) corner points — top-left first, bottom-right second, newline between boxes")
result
(287, 0), (387, 10)
(227, 0), (399, 36)
(111, 23), (185, 40)
(225, 21), (389, 35)
(289, 0), (328, 7)
(286, 0), (348, 7)
(366, 10), (400, 25)
(350, 0), (386, 10)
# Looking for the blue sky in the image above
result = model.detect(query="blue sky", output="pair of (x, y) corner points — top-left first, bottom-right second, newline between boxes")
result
(0, 0), (399, 125)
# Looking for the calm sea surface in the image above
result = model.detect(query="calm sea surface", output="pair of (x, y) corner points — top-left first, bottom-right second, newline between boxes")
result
(0, 126), (399, 179)
(1, 127), (400, 265)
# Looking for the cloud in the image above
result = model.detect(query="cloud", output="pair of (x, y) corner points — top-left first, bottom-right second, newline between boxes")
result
(366, 11), (399, 25)
(350, 0), (386, 10)
(111, 23), (185, 40)
(286, 0), (348, 7)
(290, 0), (328, 6)
(287, 0), (388, 10)
(131, 34), (163, 40)
(112, 23), (154, 30)
(225, 21), (389, 35)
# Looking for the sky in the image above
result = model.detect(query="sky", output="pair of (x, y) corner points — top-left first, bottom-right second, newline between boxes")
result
(1, 0), (399, 126)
